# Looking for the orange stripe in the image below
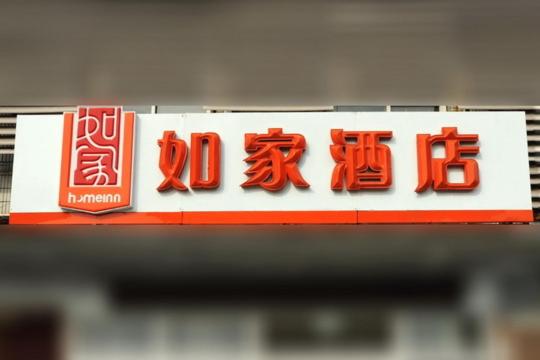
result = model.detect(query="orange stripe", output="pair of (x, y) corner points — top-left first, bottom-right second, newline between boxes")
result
(9, 212), (182, 225)
(182, 211), (357, 224)
(8, 210), (533, 225)
(357, 210), (534, 223)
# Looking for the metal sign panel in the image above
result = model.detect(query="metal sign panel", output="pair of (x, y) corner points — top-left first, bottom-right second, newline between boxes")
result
(9, 109), (533, 224)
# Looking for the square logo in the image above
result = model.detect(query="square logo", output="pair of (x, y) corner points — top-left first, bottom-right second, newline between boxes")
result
(58, 106), (135, 214)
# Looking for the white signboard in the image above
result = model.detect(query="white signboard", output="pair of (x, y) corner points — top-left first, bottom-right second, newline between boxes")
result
(10, 109), (533, 224)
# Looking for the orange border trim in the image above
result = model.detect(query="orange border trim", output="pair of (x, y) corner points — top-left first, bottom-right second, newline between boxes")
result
(9, 212), (182, 225)
(357, 210), (534, 223)
(183, 211), (358, 224)
(9, 210), (533, 225)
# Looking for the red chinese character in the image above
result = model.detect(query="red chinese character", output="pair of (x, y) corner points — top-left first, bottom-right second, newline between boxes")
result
(416, 127), (479, 192)
(330, 129), (393, 190)
(74, 107), (122, 186)
(190, 132), (221, 189)
(157, 131), (188, 191)
(157, 131), (221, 191)
(241, 128), (310, 191)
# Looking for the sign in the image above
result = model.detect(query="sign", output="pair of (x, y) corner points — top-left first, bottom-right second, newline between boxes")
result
(10, 108), (533, 224)
(58, 107), (135, 213)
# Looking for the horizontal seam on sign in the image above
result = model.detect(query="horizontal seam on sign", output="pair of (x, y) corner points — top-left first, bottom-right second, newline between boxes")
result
(8, 210), (534, 225)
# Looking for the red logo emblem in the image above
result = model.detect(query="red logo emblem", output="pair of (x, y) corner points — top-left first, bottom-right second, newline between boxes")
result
(59, 106), (135, 214)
